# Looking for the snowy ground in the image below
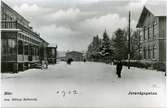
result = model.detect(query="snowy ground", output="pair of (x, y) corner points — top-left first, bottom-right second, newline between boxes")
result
(1, 61), (166, 108)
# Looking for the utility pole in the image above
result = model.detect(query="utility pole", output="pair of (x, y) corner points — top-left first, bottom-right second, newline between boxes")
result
(128, 11), (131, 69)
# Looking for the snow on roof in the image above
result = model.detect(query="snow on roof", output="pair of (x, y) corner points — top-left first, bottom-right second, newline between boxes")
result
(136, 4), (167, 28)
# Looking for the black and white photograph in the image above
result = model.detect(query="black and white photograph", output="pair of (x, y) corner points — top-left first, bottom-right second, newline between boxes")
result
(0, 0), (166, 107)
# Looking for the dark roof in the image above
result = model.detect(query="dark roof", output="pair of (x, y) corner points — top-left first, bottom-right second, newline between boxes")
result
(136, 5), (167, 28)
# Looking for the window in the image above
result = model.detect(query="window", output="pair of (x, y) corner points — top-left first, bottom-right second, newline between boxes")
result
(139, 31), (142, 42)
(153, 24), (155, 39)
(153, 45), (156, 59)
(18, 40), (23, 54)
(32, 47), (35, 56)
(34, 47), (39, 56)
(30, 46), (35, 56)
(143, 47), (146, 59)
(153, 21), (157, 39)
(143, 27), (146, 40)
(150, 46), (152, 59)
(9, 16), (13, 21)
(24, 43), (29, 55)
(34, 46), (36, 56)
(148, 27), (150, 40)
(6, 14), (10, 21)
(36, 47), (39, 56)
(1, 39), (8, 55)
(29, 45), (32, 56)
(52, 49), (55, 56)
(148, 46), (151, 59)
(8, 39), (16, 55)
(145, 26), (148, 40)
(2, 13), (6, 20)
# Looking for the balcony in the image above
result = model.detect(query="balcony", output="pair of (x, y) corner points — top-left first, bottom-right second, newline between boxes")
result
(1, 20), (40, 39)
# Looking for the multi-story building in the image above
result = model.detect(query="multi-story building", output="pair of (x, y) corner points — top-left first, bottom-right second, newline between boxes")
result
(1, 1), (49, 73)
(136, 5), (166, 63)
(66, 51), (83, 61)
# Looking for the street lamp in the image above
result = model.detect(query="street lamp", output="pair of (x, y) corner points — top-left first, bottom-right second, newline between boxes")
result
(128, 11), (131, 69)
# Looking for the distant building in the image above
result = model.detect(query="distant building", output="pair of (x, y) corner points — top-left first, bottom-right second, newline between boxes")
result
(1, 1), (49, 72)
(47, 46), (57, 64)
(57, 51), (66, 61)
(66, 51), (83, 61)
(136, 5), (166, 63)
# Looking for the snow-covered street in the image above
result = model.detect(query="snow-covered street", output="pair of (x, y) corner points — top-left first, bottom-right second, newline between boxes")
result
(1, 62), (166, 108)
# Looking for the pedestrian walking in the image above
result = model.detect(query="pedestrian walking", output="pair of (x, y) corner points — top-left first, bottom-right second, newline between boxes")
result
(83, 58), (86, 63)
(116, 60), (123, 78)
(67, 58), (73, 65)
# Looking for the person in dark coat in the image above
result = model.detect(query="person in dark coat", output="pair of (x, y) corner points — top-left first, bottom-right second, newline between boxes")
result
(116, 60), (123, 78)
(83, 58), (86, 63)
(67, 58), (73, 64)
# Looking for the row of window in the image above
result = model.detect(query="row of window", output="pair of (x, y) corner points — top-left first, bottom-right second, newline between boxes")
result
(18, 40), (40, 56)
(2, 10), (28, 26)
(1, 21), (17, 28)
(1, 38), (40, 56)
(1, 21), (40, 45)
(18, 33), (40, 45)
(143, 45), (157, 59)
(143, 20), (157, 41)
(2, 12), (14, 21)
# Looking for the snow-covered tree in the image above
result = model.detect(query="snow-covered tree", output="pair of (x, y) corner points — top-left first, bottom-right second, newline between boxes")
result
(99, 30), (113, 63)
(130, 30), (142, 60)
(112, 28), (128, 60)
(87, 35), (102, 61)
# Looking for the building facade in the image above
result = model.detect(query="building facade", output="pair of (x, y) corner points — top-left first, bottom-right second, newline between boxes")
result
(1, 1), (49, 73)
(66, 51), (83, 61)
(47, 46), (57, 64)
(136, 6), (166, 63)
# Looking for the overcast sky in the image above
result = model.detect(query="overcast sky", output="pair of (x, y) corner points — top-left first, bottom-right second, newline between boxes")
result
(3, 0), (166, 51)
